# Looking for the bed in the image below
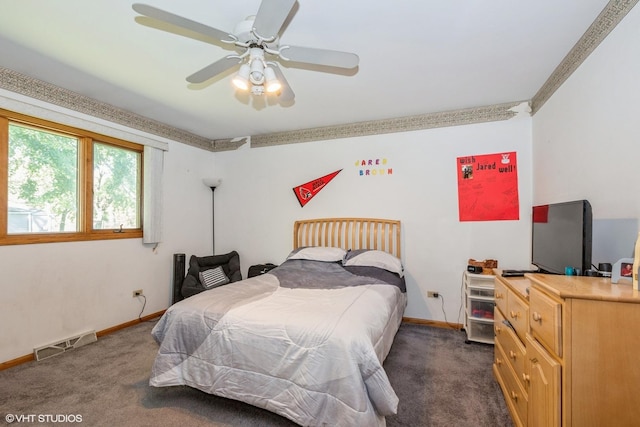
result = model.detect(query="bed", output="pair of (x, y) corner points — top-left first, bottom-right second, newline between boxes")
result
(149, 218), (407, 426)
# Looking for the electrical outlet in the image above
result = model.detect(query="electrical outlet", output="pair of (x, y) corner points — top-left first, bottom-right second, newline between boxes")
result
(132, 289), (143, 297)
(427, 291), (439, 298)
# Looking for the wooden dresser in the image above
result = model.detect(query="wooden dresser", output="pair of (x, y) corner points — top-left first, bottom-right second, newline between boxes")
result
(493, 271), (640, 427)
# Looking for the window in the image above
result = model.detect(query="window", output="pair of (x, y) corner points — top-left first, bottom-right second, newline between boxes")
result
(0, 109), (143, 245)
(93, 142), (141, 230)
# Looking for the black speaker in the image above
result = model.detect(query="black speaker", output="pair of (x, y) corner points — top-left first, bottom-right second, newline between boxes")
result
(172, 253), (186, 305)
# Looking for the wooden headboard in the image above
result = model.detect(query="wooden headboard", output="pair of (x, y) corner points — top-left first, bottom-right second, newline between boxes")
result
(293, 218), (402, 259)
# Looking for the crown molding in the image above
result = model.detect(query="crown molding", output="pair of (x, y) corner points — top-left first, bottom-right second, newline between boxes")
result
(531, 0), (639, 114)
(251, 102), (526, 148)
(0, 66), (221, 151)
(0, 64), (525, 150)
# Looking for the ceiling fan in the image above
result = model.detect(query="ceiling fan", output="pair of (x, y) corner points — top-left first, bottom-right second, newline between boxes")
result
(132, 0), (360, 102)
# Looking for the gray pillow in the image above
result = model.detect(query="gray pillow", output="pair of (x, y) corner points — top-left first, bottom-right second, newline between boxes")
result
(286, 246), (347, 262)
(199, 266), (230, 289)
(343, 249), (404, 277)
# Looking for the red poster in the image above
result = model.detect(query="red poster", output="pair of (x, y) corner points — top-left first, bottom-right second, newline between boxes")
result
(293, 169), (342, 207)
(457, 152), (519, 221)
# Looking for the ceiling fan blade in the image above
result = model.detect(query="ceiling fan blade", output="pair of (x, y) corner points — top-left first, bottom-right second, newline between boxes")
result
(252, 0), (297, 40)
(132, 3), (234, 43)
(278, 46), (359, 69)
(186, 56), (241, 84)
(270, 63), (295, 102)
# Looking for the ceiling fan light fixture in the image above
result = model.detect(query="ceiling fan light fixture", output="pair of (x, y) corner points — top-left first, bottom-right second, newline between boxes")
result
(249, 58), (264, 84)
(232, 64), (251, 90)
(133, 2), (360, 103)
(264, 66), (281, 93)
(250, 84), (264, 95)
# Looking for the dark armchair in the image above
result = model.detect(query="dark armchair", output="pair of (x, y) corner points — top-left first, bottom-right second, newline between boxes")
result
(181, 251), (242, 299)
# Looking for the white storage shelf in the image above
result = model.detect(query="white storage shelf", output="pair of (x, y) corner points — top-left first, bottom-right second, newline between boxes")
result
(463, 271), (495, 344)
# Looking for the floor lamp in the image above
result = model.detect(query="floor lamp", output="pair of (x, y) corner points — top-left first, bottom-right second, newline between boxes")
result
(202, 178), (221, 254)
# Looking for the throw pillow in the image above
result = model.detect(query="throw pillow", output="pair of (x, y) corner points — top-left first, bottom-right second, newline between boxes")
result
(199, 266), (230, 289)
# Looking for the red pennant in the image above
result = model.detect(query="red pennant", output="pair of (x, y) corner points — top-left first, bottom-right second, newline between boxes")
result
(293, 169), (342, 207)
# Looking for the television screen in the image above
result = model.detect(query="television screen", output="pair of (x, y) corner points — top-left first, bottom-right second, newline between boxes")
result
(531, 200), (592, 275)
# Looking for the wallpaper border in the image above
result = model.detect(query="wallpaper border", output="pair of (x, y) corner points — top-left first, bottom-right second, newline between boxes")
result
(0, 67), (221, 152)
(250, 102), (523, 148)
(530, 0), (639, 114)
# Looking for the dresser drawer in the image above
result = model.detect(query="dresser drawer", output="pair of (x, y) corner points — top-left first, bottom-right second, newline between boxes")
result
(495, 341), (528, 427)
(495, 276), (529, 342)
(494, 307), (507, 338)
(494, 278), (508, 315)
(529, 287), (562, 357)
(497, 320), (527, 390)
(507, 290), (529, 342)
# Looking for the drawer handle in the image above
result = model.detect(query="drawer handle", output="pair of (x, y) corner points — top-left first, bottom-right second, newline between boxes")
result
(511, 391), (518, 401)
(494, 325), (502, 334)
(495, 292), (504, 299)
(522, 373), (530, 383)
(496, 357), (503, 366)
(532, 312), (542, 322)
(510, 310), (520, 320)
(509, 350), (517, 360)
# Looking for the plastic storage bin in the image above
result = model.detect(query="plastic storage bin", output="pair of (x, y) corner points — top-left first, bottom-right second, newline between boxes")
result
(466, 319), (495, 344)
(468, 298), (495, 320)
(463, 271), (496, 344)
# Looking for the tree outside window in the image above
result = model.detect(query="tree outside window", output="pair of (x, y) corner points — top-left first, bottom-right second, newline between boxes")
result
(93, 142), (141, 230)
(1, 112), (143, 245)
(8, 124), (78, 233)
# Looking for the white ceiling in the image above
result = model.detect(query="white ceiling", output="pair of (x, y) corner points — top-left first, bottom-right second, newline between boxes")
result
(0, 0), (613, 142)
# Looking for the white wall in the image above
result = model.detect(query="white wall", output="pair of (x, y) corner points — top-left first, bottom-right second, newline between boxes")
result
(0, 140), (215, 362)
(0, 100), (533, 364)
(532, 5), (640, 221)
(213, 114), (533, 323)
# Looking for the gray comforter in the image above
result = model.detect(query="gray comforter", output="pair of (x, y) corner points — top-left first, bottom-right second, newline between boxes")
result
(150, 259), (407, 426)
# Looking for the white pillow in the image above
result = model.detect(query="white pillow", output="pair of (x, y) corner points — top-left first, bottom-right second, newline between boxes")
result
(199, 266), (230, 289)
(287, 246), (347, 262)
(343, 249), (404, 277)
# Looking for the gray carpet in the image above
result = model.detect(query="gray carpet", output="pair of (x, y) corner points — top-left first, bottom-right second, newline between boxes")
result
(0, 321), (511, 426)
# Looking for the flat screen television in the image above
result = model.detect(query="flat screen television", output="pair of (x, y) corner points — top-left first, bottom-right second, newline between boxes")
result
(531, 200), (593, 275)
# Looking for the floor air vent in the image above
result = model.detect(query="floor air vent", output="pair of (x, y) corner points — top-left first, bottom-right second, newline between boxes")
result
(34, 330), (97, 361)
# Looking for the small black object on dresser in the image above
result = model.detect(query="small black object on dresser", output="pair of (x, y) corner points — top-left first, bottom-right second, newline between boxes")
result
(248, 263), (278, 278)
